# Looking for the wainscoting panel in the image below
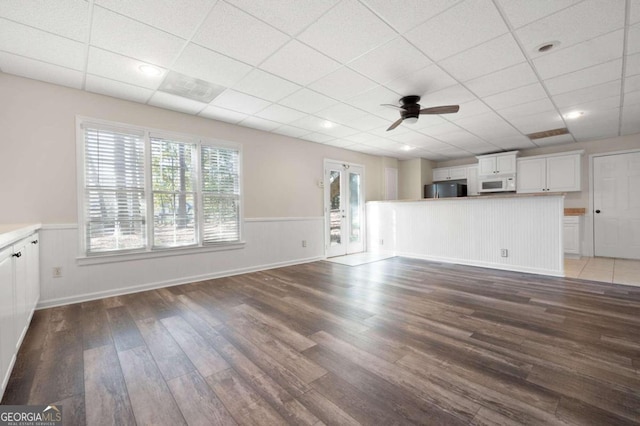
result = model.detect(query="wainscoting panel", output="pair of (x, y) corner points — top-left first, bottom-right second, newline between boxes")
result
(367, 196), (564, 276)
(38, 218), (324, 308)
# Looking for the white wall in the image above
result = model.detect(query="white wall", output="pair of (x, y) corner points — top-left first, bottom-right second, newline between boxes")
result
(0, 73), (391, 307)
(367, 195), (564, 276)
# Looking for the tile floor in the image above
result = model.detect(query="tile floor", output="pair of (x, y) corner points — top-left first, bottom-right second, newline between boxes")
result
(564, 257), (640, 286)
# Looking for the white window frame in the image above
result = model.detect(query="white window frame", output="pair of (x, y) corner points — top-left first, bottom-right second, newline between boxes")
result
(76, 116), (244, 265)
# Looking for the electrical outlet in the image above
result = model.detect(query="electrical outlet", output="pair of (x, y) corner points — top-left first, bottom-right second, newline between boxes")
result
(52, 267), (62, 278)
(501, 249), (508, 257)
(302, 240), (307, 247)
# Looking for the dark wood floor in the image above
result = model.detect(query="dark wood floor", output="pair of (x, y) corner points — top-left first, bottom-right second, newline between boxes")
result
(3, 257), (640, 425)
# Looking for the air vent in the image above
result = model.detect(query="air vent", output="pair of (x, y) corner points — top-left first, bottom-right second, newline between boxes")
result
(526, 128), (569, 140)
(159, 71), (225, 103)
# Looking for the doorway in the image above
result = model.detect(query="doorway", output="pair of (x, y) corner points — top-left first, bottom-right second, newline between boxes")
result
(324, 161), (365, 258)
(592, 151), (640, 259)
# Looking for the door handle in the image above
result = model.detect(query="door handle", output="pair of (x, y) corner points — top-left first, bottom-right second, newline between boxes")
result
(595, 209), (601, 214)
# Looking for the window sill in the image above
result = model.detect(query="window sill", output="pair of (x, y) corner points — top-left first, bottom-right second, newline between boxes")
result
(76, 241), (246, 266)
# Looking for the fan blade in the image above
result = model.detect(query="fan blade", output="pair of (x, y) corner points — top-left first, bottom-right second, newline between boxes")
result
(386, 118), (404, 131)
(419, 105), (460, 115)
(380, 103), (404, 110)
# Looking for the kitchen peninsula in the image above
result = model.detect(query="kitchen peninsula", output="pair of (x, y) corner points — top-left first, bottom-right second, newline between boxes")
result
(367, 193), (564, 277)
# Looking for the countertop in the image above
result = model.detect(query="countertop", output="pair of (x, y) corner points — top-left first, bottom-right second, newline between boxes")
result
(368, 192), (565, 204)
(0, 224), (42, 249)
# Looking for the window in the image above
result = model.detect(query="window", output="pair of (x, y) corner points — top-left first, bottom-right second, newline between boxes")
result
(78, 118), (242, 257)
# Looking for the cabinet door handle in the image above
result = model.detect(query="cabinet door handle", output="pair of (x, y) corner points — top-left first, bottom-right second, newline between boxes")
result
(12, 252), (22, 258)
(31, 240), (38, 244)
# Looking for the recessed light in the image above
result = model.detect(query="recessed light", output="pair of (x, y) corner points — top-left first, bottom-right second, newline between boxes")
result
(138, 64), (162, 77)
(401, 145), (415, 151)
(535, 41), (560, 53)
(321, 121), (334, 129)
(564, 111), (584, 120)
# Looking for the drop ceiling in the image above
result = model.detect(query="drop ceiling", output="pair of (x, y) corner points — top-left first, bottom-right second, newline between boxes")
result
(1, 0), (639, 160)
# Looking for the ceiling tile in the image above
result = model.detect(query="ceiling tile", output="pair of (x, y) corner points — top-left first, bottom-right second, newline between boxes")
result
(319, 123), (360, 138)
(344, 133), (385, 144)
(465, 62), (538, 98)
(199, 105), (248, 124)
(418, 121), (463, 137)
(421, 84), (477, 107)
(632, 0), (640, 24)
(439, 33), (526, 82)
(173, 43), (252, 88)
(498, 97), (556, 120)
(447, 100), (493, 122)
(543, 59), (622, 95)
(347, 114), (391, 131)
(308, 67), (377, 101)
(211, 89), (272, 114)
(323, 139), (357, 148)
(272, 125), (311, 138)
(412, 115), (448, 130)
(453, 112), (521, 139)
(259, 40), (340, 86)
(516, 0), (625, 59)
(85, 75), (153, 103)
(0, 0), (89, 41)
(298, 0), (396, 63)
(348, 37), (432, 84)
(239, 116), (281, 131)
(279, 88), (337, 114)
(95, 0), (212, 38)
(148, 92), (207, 114)
(387, 130), (435, 145)
(194, 2), (289, 66)
(346, 85), (401, 114)
(231, 69), (301, 102)
(367, 125), (410, 137)
(483, 83), (548, 110)
(300, 132), (335, 143)
(224, 0), (340, 36)
(552, 80), (621, 108)
(491, 135), (538, 150)
(405, 0), (508, 61)
(0, 51), (83, 89)
(559, 96), (621, 117)
(385, 64), (457, 96)
(625, 74), (640, 93)
(87, 47), (166, 89)
(568, 108), (620, 140)
(90, 6), (185, 67)
(533, 30), (624, 79)
(509, 110), (564, 134)
(361, 0), (461, 33)
(254, 104), (307, 124)
(628, 23), (640, 55)
(627, 53), (640, 76)
(290, 115), (334, 132)
(623, 89), (640, 107)
(531, 133), (575, 147)
(0, 18), (85, 70)
(314, 104), (368, 125)
(495, 0), (583, 29)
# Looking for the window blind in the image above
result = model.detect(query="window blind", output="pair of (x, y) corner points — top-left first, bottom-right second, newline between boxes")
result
(84, 126), (146, 253)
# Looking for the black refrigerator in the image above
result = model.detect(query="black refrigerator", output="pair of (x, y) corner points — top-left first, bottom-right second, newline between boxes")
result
(424, 182), (467, 198)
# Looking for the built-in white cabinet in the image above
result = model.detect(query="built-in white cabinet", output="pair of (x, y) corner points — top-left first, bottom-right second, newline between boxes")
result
(466, 165), (479, 196)
(476, 151), (518, 176)
(517, 151), (583, 194)
(564, 216), (581, 256)
(433, 166), (467, 182)
(0, 227), (40, 400)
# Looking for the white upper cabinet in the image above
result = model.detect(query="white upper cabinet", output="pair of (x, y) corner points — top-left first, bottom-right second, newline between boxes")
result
(466, 165), (479, 196)
(476, 151), (518, 176)
(433, 166), (467, 181)
(517, 151), (583, 193)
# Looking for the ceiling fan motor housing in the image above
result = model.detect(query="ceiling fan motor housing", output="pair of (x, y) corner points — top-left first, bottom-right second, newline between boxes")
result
(400, 96), (421, 120)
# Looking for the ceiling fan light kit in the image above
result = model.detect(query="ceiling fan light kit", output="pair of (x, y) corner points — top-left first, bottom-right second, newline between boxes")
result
(383, 95), (460, 131)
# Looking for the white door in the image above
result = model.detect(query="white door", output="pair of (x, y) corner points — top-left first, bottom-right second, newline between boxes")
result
(325, 162), (365, 257)
(593, 151), (640, 259)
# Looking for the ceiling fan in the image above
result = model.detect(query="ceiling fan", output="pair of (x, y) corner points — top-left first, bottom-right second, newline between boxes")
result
(382, 95), (459, 131)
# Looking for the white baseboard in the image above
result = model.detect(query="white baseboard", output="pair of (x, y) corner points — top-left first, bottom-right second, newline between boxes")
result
(37, 255), (325, 309)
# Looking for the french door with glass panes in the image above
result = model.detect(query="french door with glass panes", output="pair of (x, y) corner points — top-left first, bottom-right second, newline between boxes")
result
(325, 161), (365, 257)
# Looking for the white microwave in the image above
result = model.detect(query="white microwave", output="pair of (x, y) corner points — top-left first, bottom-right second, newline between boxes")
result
(479, 175), (516, 193)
